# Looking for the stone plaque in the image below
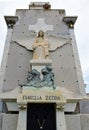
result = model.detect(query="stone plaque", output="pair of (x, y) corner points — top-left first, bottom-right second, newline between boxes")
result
(17, 87), (66, 106)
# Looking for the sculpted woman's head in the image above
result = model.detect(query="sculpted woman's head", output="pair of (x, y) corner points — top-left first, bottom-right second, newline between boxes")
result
(38, 30), (44, 37)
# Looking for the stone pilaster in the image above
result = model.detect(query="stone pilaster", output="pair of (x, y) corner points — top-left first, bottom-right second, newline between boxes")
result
(69, 29), (86, 96)
(17, 104), (27, 130)
(0, 16), (18, 92)
(56, 109), (67, 130)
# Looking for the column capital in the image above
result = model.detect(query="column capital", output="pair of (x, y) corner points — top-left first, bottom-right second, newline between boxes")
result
(56, 103), (65, 110)
(18, 104), (27, 110)
(4, 16), (18, 29)
(63, 16), (77, 29)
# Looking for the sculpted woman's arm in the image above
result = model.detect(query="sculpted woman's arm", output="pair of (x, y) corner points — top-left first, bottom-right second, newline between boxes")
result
(32, 38), (38, 49)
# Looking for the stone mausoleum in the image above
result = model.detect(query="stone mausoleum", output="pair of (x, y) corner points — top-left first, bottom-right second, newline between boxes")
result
(0, 2), (89, 130)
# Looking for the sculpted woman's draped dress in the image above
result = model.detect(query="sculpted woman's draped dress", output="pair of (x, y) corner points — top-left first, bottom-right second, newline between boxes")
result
(32, 30), (49, 60)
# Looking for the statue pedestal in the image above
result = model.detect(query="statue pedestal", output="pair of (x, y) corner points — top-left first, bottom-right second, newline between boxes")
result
(30, 59), (52, 72)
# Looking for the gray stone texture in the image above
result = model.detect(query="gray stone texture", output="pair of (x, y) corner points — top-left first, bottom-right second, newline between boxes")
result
(0, 29), (13, 92)
(56, 110), (66, 130)
(17, 110), (26, 130)
(65, 114), (89, 130)
(69, 29), (85, 95)
(0, 102), (2, 112)
(80, 114), (89, 130)
(2, 114), (18, 130)
(65, 114), (81, 130)
(64, 103), (77, 112)
(0, 114), (3, 130)
(2, 42), (32, 91)
(80, 100), (89, 113)
(6, 102), (18, 112)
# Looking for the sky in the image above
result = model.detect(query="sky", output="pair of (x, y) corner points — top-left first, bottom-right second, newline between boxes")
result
(0, 0), (89, 92)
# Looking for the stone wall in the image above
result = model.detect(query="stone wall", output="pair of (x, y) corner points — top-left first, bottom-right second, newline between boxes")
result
(65, 114), (81, 130)
(65, 114), (89, 130)
(0, 113), (18, 130)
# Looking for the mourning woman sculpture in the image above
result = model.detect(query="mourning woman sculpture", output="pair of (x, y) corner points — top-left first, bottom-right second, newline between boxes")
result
(32, 30), (49, 60)
(19, 66), (55, 89)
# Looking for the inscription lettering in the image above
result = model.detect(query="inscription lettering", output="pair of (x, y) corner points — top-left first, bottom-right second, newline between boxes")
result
(23, 96), (42, 100)
(45, 96), (60, 100)
(23, 95), (60, 101)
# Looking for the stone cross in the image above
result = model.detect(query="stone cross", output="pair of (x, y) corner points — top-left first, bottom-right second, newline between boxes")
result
(29, 18), (53, 32)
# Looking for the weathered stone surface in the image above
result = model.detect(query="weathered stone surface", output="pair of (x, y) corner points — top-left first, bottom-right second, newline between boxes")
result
(0, 113), (3, 130)
(56, 110), (66, 130)
(0, 29), (13, 92)
(17, 86), (66, 106)
(80, 114), (89, 130)
(2, 42), (32, 92)
(69, 29), (85, 95)
(17, 110), (26, 130)
(64, 103), (77, 112)
(0, 101), (2, 112)
(0, 87), (21, 100)
(65, 114), (81, 130)
(6, 102), (18, 112)
(80, 100), (89, 113)
(2, 114), (18, 130)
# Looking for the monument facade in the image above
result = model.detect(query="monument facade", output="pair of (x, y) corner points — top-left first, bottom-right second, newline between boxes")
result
(0, 2), (88, 130)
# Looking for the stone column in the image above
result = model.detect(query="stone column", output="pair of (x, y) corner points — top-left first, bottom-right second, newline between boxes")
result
(56, 106), (67, 130)
(17, 105), (27, 130)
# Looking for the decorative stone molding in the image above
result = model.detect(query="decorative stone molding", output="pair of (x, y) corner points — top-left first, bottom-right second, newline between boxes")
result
(59, 10), (65, 14)
(29, 2), (51, 10)
(56, 103), (65, 110)
(18, 104), (27, 110)
(63, 16), (77, 29)
(18, 103), (65, 110)
(43, 3), (51, 10)
(4, 16), (18, 29)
